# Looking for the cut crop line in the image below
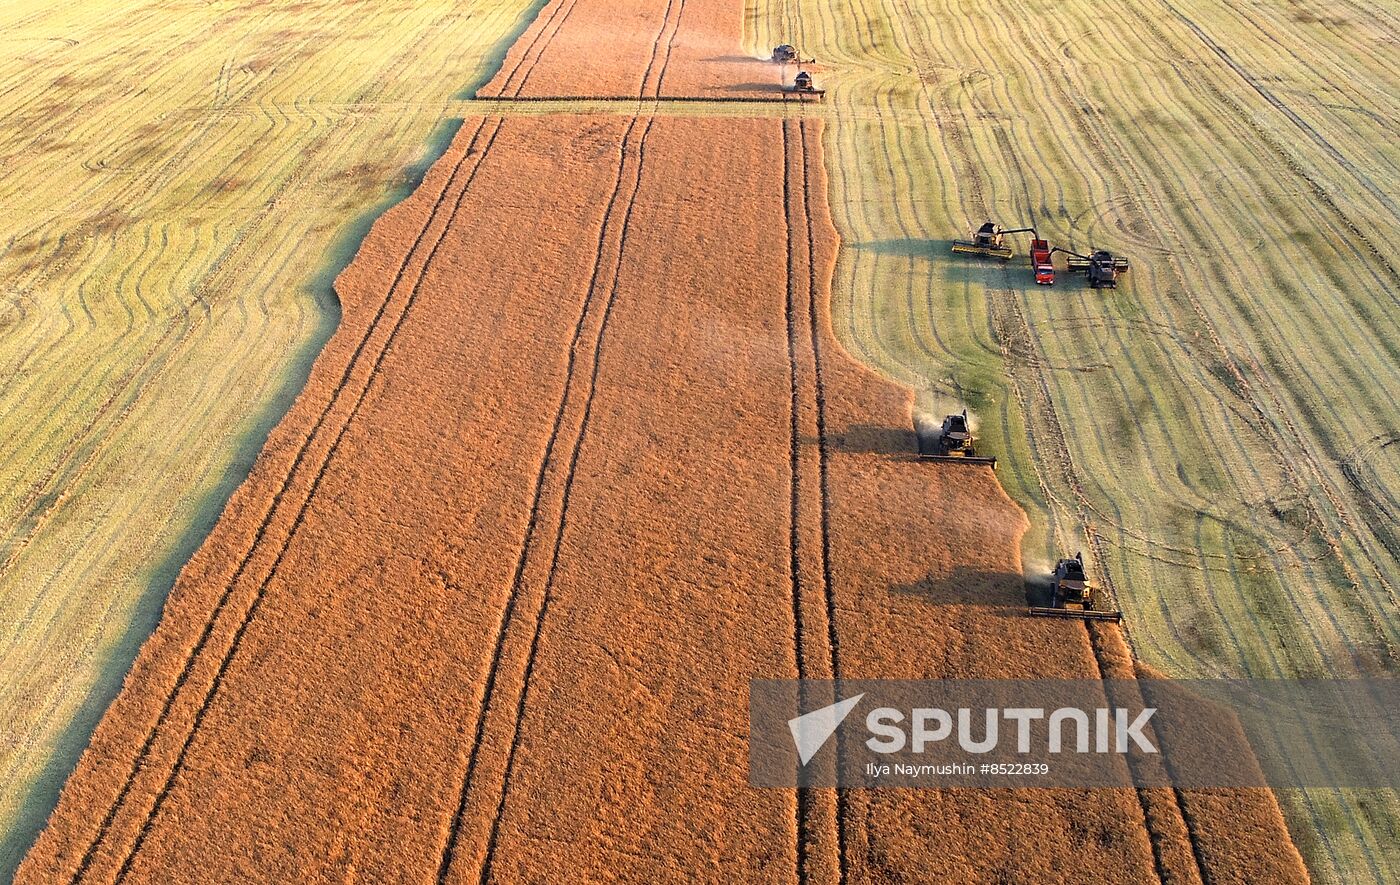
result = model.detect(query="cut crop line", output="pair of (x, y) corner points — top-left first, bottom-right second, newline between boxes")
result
(465, 94), (797, 105)
(0, 9), (453, 624)
(69, 9), (584, 877)
(895, 4), (1202, 870)
(1151, 0), (1400, 227)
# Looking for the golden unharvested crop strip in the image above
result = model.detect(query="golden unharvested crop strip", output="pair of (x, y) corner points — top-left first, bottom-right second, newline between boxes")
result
(0, 0), (541, 874)
(747, 0), (1399, 881)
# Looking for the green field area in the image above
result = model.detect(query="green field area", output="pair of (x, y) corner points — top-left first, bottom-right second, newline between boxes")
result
(0, 0), (540, 876)
(746, 0), (1400, 881)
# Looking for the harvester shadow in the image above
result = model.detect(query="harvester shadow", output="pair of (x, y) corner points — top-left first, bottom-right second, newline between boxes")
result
(810, 423), (918, 459)
(1023, 574), (1057, 608)
(890, 566), (1030, 611)
(854, 239), (989, 285)
(3, 9), (538, 879)
(702, 54), (765, 64)
(723, 81), (787, 94)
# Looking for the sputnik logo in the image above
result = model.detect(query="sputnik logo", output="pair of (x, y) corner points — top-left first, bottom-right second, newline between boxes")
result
(788, 694), (865, 765)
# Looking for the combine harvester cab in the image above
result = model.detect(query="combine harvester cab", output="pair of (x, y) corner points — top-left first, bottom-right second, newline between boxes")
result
(1028, 552), (1122, 622)
(916, 410), (997, 467)
(1030, 238), (1055, 285)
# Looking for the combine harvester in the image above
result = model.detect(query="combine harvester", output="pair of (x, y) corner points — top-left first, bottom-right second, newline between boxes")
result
(1028, 552), (1123, 622)
(917, 411), (996, 467)
(771, 44), (815, 64)
(1054, 248), (1130, 289)
(788, 70), (825, 99)
(951, 221), (1034, 261)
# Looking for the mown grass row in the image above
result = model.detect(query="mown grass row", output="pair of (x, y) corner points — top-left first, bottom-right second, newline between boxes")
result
(746, 0), (1400, 881)
(0, 0), (545, 877)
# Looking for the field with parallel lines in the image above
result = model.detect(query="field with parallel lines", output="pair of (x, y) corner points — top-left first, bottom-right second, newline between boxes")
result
(0, 0), (544, 874)
(15, 0), (1311, 880)
(744, 0), (1400, 879)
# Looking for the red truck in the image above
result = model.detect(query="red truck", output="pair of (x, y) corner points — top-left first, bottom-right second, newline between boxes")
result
(1030, 237), (1055, 285)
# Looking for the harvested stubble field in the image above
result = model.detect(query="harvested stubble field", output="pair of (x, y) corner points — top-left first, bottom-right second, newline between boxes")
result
(19, 0), (1308, 879)
(746, 0), (1400, 879)
(0, 0), (551, 874)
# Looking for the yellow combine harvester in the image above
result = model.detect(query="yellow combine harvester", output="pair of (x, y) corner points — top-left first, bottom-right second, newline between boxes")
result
(1028, 552), (1123, 622)
(917, 410), (996, 467)
(951, 221), (1034, 261)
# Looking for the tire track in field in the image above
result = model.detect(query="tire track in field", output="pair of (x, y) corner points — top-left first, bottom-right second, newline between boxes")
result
(980, 3), (1392, 874)
(64, 11), (583, 878)
(989, 288), (1201, 885)
(796, 116), (849, 885)
(998, 0), (1395, 667)
(643, 0), (684, 97)
(431, 114), (649, 885)
(469, 115), (657, 885)
(0, 3), (420, 589)
(1072, 0), (1400, 633)
(1149, 0), (1400, 228)
(496, 0), (588, 98)
(437, 6), (690, 881)
(781, 114), (816, 885)
(869, 4), (1202, 877)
